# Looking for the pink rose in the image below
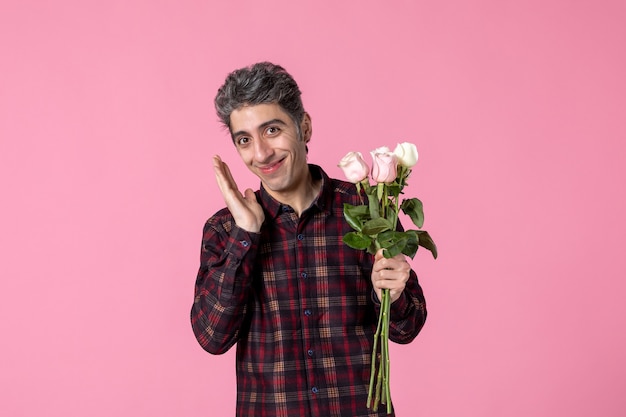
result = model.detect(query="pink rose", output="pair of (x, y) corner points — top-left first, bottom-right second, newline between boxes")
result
(338, 151), (370, 183)
(370, 147), (398, 184)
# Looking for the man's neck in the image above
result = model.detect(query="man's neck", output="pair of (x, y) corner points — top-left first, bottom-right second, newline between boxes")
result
(270, 172), (322, 217)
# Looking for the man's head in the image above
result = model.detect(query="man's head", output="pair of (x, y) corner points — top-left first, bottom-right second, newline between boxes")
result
(215, 62), (306, 139)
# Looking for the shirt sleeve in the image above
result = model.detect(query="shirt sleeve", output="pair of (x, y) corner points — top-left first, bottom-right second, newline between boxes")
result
(371, 268), (427, 345)
(190, 217), (260, 354)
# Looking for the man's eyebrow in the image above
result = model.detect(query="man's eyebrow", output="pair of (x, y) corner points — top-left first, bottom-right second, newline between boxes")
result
(259, 118), (289, 130)
(231, 118), (289, 139)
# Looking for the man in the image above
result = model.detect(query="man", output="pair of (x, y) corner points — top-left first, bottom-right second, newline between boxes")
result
(191, 62), (427, 417)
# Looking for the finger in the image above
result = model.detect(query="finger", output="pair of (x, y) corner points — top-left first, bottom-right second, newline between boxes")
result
(219, 158), (239, 190)
(213, 156), (233, 188)
(375, 262), (410, 282)
(212, 154), (225, 175)
(243, 188), (257, 202)
(213, 156), (242, 198)
(373, 249), (388, 271)
(374, 273), (408, 294)
(212, 155), (229, 190)
(373, 253), (401, 272)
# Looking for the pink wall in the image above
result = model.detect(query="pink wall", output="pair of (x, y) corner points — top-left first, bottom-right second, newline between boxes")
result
(1, 1), (625, 416)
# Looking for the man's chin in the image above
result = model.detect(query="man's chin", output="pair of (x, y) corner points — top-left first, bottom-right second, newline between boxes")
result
(260, 180), (284, 193)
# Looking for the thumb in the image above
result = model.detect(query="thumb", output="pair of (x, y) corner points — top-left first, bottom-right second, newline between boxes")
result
(375, 248), (386, 262)
(243, 188), (257, 202)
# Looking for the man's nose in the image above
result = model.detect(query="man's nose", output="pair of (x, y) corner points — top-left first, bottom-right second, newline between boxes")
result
(254, 138), (273, 161)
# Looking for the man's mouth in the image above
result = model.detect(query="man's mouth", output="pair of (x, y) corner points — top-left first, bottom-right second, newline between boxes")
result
(257, 158), (285, 175)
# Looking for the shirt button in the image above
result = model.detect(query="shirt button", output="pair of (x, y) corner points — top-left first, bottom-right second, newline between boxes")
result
(304, 309), (312, 316)
(301, 272), (308, 279)
(307, 349), (314, 357)
(240, 240), (249, 247)
(311, 387), (319, 394)
(297, 234), (304, 240)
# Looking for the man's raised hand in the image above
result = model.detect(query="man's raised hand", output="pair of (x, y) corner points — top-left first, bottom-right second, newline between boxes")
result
(213, 155), (265, 233)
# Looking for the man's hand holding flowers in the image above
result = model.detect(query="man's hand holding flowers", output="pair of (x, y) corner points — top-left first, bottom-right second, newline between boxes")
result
(371, 249), (411, 304)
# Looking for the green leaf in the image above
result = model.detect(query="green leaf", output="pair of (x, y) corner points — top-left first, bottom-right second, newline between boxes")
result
(367, 188), (380, 219)
(377, 183), (384, 201)
(362, 217), (393, 235)
(377, 230), (399, 246)
(348, 204), (370, 217)
(383, 236), (407, 258)
(401, 231), (419, 259)
(377, 230), (407, 258)
(386, 183), (402, 199)
(343, 204), (363, 232)
(416, 230), (438, 259)
(343, 232), (372, 250)
(400, 198), (424, 229)
(367, 241), (378, 256)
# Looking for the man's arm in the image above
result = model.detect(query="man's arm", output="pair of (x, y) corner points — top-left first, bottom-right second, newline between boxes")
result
(370, 250), (427, 344)
(386, 269), (427, 344)
(190, 219), (259, 354)
(191, 155), (266, 354)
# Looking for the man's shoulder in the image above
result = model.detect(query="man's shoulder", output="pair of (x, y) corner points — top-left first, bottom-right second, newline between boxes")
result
(327, 177), (365, 204)
(330, 177), (357, 194)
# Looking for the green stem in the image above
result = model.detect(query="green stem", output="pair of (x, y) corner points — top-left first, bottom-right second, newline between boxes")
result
(374, 354), (383, 411)
(382, 290), (391, 414)
(367, 291), (385, 408)
(372, 288), (388, 412)
(382, 185), (389, 219)
(381, 290), (388, 406)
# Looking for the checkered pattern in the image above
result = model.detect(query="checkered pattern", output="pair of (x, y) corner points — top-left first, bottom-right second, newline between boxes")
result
(191, 165), (427, 417)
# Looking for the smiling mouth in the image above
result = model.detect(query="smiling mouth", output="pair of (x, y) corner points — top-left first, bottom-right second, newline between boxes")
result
(257, 158), (285, 175)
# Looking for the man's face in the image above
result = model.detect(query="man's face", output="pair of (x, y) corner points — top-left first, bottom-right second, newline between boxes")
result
(230, 103), (311, 201)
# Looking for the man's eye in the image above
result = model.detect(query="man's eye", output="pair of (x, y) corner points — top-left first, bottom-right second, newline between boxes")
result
(266, 126), (279, 135)
(237, 137), (250, 146)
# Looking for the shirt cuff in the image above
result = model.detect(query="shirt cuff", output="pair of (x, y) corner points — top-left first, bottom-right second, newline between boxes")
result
(225, 224), (261, 256)
(371, 290), (411, 321)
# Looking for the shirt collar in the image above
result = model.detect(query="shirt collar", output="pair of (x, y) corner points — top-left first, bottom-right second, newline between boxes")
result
(258, 164), (332, 219)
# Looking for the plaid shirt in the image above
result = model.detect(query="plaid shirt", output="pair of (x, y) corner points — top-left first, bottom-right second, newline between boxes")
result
(191, 165), (427, 417)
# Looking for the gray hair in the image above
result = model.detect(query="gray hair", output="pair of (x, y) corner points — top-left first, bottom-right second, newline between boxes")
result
(214, 62), (305, 136)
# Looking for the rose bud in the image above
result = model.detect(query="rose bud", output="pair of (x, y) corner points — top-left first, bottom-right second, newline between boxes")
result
(370, 147), (398, 184)
(338, 151), (370, 183)
(393, 142), (418, 168)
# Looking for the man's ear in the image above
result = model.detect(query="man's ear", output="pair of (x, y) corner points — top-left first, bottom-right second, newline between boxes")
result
(301, 112), (312, 144)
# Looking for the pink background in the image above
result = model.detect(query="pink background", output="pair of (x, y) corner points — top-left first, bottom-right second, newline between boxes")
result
(1, 1), (625, 416)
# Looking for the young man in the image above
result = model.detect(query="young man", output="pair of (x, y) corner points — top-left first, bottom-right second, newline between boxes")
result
(191, 62), (427, 417)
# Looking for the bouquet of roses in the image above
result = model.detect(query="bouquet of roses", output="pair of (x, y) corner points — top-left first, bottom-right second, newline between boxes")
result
(338, 142), (437, 414)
